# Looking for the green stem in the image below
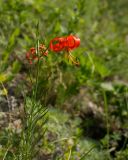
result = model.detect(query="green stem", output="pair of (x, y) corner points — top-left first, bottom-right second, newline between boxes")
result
(67, 148), (72, 160)
(79, 145), (96, 160)
(103, 90), (110, 159)
(33, 37), (39, 97)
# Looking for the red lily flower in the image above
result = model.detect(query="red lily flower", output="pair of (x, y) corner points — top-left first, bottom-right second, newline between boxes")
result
(49, 35), (80, 66)
(49, 35), (80, 52)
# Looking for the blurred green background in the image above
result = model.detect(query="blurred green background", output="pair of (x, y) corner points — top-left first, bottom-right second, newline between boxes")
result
(0, 0), (128, 159)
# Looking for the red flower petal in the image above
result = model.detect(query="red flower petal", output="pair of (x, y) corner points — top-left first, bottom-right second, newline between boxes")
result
(49, 37), (65, 52)
(66, 35), (80, 51)
(72, 35), (80, 48)
(66, 35), (76, 50)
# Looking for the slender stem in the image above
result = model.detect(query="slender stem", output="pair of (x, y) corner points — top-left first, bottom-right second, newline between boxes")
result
(28, 66), (33, 85)
(79, 145), (96, 160)
(52, 136), (75, 144)
(0, 82), (11, 111)
(121, 88), (128, 151)
(34, 55), (40, 100)
(3, 146), (11, 160)
(103, 90), (110, 159)
(67, 148), (72, 160)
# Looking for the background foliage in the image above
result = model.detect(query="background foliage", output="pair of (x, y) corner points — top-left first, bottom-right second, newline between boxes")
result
(0, 0), (128, 159)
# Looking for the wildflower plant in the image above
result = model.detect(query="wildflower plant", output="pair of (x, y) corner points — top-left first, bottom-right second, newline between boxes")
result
(14, 24), (81, 160)
(17, 28), (48, 160)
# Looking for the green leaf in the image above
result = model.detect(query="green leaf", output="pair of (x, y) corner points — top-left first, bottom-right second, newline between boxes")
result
(0, 74), (7, 82)
(12, 60), (21, 74)
(100, 82), (114, 91)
